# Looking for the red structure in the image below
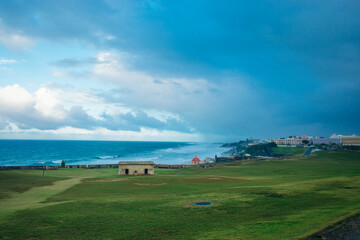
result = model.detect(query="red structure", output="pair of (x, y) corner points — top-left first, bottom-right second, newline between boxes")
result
(192, 153), (200, 164)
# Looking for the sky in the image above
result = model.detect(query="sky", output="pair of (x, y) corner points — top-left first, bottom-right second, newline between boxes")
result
(0, 0), (359, 142)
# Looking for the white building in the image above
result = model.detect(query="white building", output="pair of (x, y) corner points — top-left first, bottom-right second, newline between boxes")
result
(329, 134), (342, 145)
(312, 135), (342, 145)
(278, 138), (302, 145)
(312, 138), (331, 145)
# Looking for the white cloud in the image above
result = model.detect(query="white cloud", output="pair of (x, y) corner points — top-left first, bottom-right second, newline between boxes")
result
(92, 52), (227, 112)
(34, 88), (67, 120)
(52, 52), (226, 116)
(52, 51), (260, 135)
(0, 59), (17, 64)
(0, 84), (34, 111)
(0, 20), (33, 51)
(0, 125), (201, 141)
(0, 83), (196, 140)
(0, 83), (130, 124)
(94, 52), (153, 83)
(52, 71), (68, 77)
(92, 31), (116, 42)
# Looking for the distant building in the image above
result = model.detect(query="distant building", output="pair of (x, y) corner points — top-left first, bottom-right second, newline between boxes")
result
(301, 136), (308, 140)
(341, 134), (360, 146)
(118, 161), (155, 175)
(271, 139), (280, 145)
(286, 138), (302, 145)
(312, 134), (342, 145)
(312, 137), (331, 145)
(277, 138), (302, 145)
(192, 154), (201, 164)
(329, 134), (342, 145)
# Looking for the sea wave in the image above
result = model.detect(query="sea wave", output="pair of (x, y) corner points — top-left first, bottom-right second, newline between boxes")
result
(120, 156), (159, 162)
(96, 155), (119, 159)
(0, 140), (222, 166)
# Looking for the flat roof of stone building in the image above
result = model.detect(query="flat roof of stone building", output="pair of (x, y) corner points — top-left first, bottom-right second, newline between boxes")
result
(118, 161), (155, 165)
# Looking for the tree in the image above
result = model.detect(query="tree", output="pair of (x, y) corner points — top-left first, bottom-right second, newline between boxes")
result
(302, 140), (309, 145)
(269, 142), (277, 147)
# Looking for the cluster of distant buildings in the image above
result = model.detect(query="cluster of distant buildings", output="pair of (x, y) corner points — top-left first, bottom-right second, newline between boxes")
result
(270, 134), (360, 147)
(190, 133), (360, 165)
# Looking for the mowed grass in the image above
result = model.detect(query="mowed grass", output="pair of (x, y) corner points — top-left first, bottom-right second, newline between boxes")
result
(0, 171), (66, 200)
(272, 146), (307, 156)
(0, 151), (360, 239)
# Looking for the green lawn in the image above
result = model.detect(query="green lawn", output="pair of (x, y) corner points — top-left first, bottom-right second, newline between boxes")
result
(0, 151), (360, 239)
(272, 146), (307, 156)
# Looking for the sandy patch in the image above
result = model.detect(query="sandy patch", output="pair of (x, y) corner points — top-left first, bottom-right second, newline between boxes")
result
(88, 178), (128, 183)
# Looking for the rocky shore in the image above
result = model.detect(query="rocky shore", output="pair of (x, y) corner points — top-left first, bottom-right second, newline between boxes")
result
(305, 212), (360, 240)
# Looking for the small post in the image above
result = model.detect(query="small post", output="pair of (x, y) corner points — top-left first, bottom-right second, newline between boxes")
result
(42, 166), (45, 176)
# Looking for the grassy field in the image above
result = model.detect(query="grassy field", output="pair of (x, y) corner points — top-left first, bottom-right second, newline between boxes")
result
(272, 146), (307, 156)
(0, 151), (360, 239)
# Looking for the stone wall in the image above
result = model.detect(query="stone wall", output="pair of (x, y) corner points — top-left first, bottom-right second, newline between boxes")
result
(0, 163), (189, 171)
(0, 165), (59, 170)
(119, 164), (154, 175)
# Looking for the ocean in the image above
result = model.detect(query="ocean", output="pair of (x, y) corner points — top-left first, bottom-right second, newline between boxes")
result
(0, 140), (226, 166)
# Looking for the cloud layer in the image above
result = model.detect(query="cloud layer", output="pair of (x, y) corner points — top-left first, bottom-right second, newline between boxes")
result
(0, 0), (359, 140)
(0, 83), (193, 136)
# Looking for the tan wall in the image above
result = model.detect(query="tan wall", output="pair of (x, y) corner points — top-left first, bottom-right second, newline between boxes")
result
(342, 137), (360, 146)
(119, 164), (154, 175)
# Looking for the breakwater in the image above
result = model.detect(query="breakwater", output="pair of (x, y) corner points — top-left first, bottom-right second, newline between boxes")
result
(0, 155), (270, 171)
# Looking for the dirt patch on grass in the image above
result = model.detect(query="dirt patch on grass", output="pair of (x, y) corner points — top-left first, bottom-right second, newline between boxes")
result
(88, 178), (128, 183)
(133, 183), (167, 186)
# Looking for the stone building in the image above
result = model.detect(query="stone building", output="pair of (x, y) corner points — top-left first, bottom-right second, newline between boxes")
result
(118, 161), (155, 175)
(342, 134), (360, 146)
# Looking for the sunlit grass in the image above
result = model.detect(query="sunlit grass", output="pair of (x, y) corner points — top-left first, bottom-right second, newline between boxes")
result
(0, 151), (359, 239)
(272, 146), (307, 156)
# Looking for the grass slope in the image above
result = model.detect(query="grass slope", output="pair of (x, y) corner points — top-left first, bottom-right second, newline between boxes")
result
(0, 151), (359, 239)
(272, 146), (307, 156)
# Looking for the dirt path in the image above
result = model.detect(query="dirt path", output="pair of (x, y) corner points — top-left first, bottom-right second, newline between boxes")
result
(0, 178), (82, 219)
